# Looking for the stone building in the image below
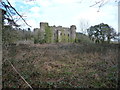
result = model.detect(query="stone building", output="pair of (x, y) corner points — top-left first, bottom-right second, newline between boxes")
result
(34, 22), (76, 43)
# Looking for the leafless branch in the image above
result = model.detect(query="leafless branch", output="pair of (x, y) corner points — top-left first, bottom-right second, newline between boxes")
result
(7, 59), (33, 90)
(6, 0), (31, 27)
(90, 0), (118, 12)
(89, 0), (102, 7)
(15, 14), (27, 23)
(1, 2), (13, 20)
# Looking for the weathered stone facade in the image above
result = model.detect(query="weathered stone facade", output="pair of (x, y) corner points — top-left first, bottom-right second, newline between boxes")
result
(34, 22), (76, 43)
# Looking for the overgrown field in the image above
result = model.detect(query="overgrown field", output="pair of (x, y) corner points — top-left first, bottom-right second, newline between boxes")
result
(2, 43), (119, 88)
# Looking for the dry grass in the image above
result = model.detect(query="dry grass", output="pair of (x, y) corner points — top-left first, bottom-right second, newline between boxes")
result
(2, 43), (119, 88)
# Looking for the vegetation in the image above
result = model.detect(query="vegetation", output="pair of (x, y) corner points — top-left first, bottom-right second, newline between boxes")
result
(2, 26), (18, 44)
(87, 23), (117, 44)
(1, 1), (119, 89)
(44, 26), (53, 43)
(76, 33), (94, 44)
(61, 29), (69, 43)
(2, 25), (34, 45)
(2, 43), (119, 88)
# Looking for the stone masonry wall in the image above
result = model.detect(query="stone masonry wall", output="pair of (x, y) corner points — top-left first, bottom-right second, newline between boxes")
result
(34, 22), (76, 43)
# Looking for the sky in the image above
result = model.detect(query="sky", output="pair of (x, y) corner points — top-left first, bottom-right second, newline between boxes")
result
(1, 0), (118, 32)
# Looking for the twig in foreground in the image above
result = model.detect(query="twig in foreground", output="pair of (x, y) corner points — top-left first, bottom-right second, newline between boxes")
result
(7, 59), (33, 90)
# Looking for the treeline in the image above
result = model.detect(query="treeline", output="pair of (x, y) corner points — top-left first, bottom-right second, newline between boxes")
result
(2, 23), (119, 45)
(87, 23), (119, 44)
(76, 23), (119, 44)
(2, 25), (34, 45)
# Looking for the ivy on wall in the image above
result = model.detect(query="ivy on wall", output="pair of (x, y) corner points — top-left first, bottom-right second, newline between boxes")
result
(61, 29), (69, 43)
(34, 26), (76, 44)
(44, 26), (53, 43)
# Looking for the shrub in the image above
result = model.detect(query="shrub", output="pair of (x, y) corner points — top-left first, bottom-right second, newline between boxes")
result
(76, 33), (94, 44)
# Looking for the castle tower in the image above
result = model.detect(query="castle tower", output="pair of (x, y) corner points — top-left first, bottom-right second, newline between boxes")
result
(40, 22), (49, 32)
(39, 22), (49, 41)
(70, 25), (76, 42)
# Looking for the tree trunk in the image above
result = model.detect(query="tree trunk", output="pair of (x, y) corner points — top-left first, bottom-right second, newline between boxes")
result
(0, 1), (3, 89)
(107, 37), (110, 43)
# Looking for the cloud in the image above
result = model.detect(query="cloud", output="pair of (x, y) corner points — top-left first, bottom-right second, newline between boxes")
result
(30, 6), (41, 13)
(51, 0), (80, 4)
(4, 0), (118, 32)
(36, 0), (52, 7)
(23, 0), (52, 7)
(73, 1), (118, 31)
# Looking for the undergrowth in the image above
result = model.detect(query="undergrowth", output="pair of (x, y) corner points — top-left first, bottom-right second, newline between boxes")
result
(2, 43), (119, 88)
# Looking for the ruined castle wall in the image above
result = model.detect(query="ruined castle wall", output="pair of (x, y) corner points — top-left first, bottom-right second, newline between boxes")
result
(51, 26), (58, 43)
(34, 22), (76, 43)
(40, 22), (49, 40)
(49, 27), (55, 43)
(57, 27), (70, 42)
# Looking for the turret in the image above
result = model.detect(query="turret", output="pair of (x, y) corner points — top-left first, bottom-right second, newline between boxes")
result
(70, 25), (76, 31)
(40, 22), (49, 32)
(70, 25), (76, 42)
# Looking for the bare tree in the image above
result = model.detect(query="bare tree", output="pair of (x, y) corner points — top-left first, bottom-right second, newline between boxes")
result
(0, 1), (2, 89)
(89, 0), (119, 12)
(1, 0), (31, 27)
(79, 18), (89, 34)
(76, 0), (119, 12)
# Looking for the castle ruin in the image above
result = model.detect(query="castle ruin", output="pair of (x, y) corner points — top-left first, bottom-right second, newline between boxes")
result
(34, 22), (76, 43)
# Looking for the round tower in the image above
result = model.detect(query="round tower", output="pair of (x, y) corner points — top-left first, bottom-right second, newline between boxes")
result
(70, 25), (76, 42)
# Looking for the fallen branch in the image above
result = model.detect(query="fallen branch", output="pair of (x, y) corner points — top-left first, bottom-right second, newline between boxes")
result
(6, 59), (33, 90)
